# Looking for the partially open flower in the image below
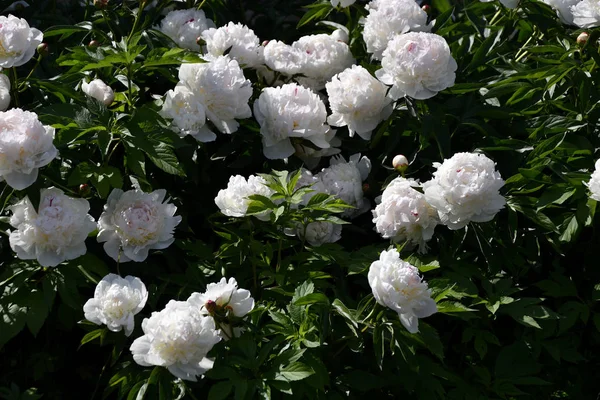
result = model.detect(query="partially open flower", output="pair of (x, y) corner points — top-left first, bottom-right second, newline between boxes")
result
(0, 14), (43, 67)
(214, 175), (274, 220)
(82, 79), (114, 106)
(158, 9), (215, 51)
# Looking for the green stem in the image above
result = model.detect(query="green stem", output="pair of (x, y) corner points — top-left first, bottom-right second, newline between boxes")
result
(197, 0), (208, 10)
(41, 175), (77, 195)
(126, 1), (147, 45)
(18, 55), (41, 91)
(10, 67), (19, 107)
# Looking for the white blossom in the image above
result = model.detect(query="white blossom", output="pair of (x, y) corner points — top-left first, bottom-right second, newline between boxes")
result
(572, 0), (600, 28)
(0, 108), (58, 190)
(0, 74), (10, 111)
(542, 0), (579, 24)
(423, 152), (505, 230)
(317, 154), (371, 218)
(586, 159), (600, 201)
(130, 300), (221, 381)
(9, 187), (96, 267)
(392, 154), (408, 171)
(372, 177), (438, 252)
(331, 0), (356, 7)
(0, 14), (43, 68)
(82, 79), (115, 106)
(215, 175), (274, 220)
(368, 249), (437, 333)
(263, 40), (307, 76)
(254, 83), (334, 160)
(362, 0), (433, 60)
(201, 22), (263, 68)
(331, 28), (350, 43)
(83, 274), (148, 336)
(160, 84), (214, 142)
(158, 9), (215, 51)
(178, 56), (252, 135)
(376, 32), (457, 100)
(97, 189), (182, 263)
(297, 221), (342, 246)
(326, 65), (393, 140)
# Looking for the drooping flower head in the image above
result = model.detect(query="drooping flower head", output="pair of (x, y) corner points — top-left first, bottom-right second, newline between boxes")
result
(9, 187), (96, 267)
(0, 14), (43, 68)
(254, 83), (334, 160)
(130, 300), (221, 381)
(215, 175), (274, 220)
(97, 189), (182, 262)
(158, 9), (215, 51)
(372, 177), (438, 252)
(201, 22), (264, 68)
(572, 0), (600, 28)
(362, 0), (433, 60)
(82, 79), (115, 106)
(179, 56), (253, 135)
(0, 108), (58, 190)
(376, 32), (457, 100)
(368, 249), (437, 333)
(83, 274), (148, 336)
(326, 65), (393, 140)
(317, 154), (371, 218)
(423, 152), (505, 230)
(586, 159), (600, 201)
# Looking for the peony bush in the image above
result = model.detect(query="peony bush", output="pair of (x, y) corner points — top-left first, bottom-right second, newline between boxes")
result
(0, 0), (600, 398)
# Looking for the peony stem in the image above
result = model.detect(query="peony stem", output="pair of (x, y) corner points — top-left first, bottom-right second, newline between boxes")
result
(10, 68), (19, 107)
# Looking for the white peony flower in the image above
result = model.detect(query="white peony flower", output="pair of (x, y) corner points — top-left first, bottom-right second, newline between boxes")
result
(130, 300), (221, 381)
(0, 108), (58, 190)
(254, 83), (334, 160)
(83, 274), (148, 336)
(480, 0), (520, 8)
(297, 221), (342, 246)
(201, 22), (264, 68)
(572, 0), (600, 28)
(376, 32), (457, 100)
(331, 0), (356, 7)
(331, 28), (350, 44)
(368, 248), (437, 333)
(9, 187), (96, 267)
(97, 189), (182, 263)
(423, 152), (505, 230)
(291, 33), (355, 90)
(81, 79), (114, 106)
(214, 175), (274, 220)
(160, 84), (214, 142)
(372, 177), (438, 252)
(158, 9), (215, 51)
(586, 159), (600, 201)
(0, 14), (43, 68)
(317, 154), (371, 218)
(263, 40), (308, 76)
(0, 74), (10, 111)
(326, 65), (393, 140)
(362, 0), (433, 60)
(178, 56), (252, 135)
(542, 0), (579, 24)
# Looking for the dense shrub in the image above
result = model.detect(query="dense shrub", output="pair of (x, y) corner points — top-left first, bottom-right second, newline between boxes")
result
(0, 0), (599, 399)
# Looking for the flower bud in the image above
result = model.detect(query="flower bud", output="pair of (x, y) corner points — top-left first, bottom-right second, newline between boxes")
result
(36, 43), (48, 57)
(205, 300), (217, 315)
(422, 4), (431, 14)
(331, 28), (349, 44)
(94, 0), (108, 9)
(261, 40), (270, 47)
(88, 40), (100, 48)
(392, 154), (409, 172)
(196, 37), (205, 47)
(79, 184), (91, 196)
(362, 183), (370, 194)
(577, 32), (590, 46)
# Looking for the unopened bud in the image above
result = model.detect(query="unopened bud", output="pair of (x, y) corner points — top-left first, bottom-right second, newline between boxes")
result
(94, 0), (108, 9)
(362, 183), (370, 193)
(79, 184), (91, 196)
(88, 40), (100, 48)
(331, 29), (349, 44)
(392, 154), (409, 172)
(577, 32), (589, 46)
(205, 300), (217, 314)
(422, 4), (431, 14)
(196, 37), (205, 46)
(262, 40), (270, 47)
(36, 43), (48, 57)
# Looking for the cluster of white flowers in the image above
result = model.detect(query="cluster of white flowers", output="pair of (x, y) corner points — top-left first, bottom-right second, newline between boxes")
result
(158, 9), (215, 51)
(572, 0), (600, 28)
(9, 188), (96, 267)
(161, 56), (252, 142)
(201, 22), (264, 68)
(97, 189), (182, 263)
(0, 14), (43, 68)
(82, 79), (115, 106)
(215, 174), (274, 219)
(326, 65), (393, 140)
(263, 32), (355, 89)
(372, 177), (438, 252)
(423, 152), (506, 230)
(0, 74), (11, 111)
(368, 249), (437, 333)
(0, 108), (58, 190)
(254, 83), (336, 160)
(83, 274), (148, 336)
(362, 0), (433, 60)
(376, 32), (457, 100)
(586, 159), (600, 201)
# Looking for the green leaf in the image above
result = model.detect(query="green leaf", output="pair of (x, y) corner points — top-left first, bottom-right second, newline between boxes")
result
(293, 293), (330, 306)
(26, 290), (50, 337)
(207, 381), (233, 400)
(276, 362), (314, 382)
